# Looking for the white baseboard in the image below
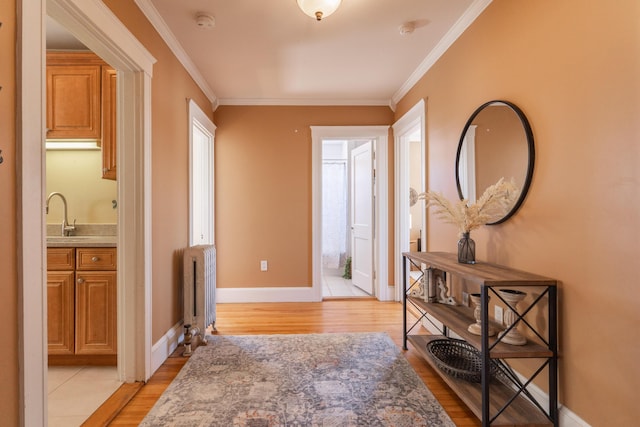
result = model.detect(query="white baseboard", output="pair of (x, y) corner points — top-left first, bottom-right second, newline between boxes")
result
(150, 321), (183, 375)
(216, 286), (320, 303)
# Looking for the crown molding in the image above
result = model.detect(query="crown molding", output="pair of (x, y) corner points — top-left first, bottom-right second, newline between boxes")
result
(134, 0), (218, 110)
(391, 0), (493, 105)
(218, 97), (393, 109)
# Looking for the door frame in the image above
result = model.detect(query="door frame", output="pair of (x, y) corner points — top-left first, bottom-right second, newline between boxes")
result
(18, 0), (156, 423)
(393, 99), (426, 301)
(311, 126), (391, 301)
(188, 99), (216, 246)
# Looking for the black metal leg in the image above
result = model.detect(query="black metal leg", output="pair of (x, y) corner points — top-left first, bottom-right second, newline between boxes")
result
(402, 255), (408, 350)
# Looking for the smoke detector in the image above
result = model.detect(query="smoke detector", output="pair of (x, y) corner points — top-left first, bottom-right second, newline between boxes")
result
(399, 22), (415, 36)
(195, 13), (215, 29)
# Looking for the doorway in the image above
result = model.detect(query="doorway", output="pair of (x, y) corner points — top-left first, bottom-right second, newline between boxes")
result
(393, 100), (426, 301)
(321, 139), (372, 298)
(311, 126), (391, 302)
(188, 99), (216, 246)
(20, 0), (155, 424)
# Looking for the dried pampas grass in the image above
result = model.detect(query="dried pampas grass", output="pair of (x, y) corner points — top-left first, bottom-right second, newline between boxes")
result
(417, 177), (519, 235)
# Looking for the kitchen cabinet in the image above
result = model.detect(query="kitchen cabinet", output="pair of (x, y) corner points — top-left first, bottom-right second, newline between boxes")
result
(47, 248), (75, 355)
(46, 52), (103, 140)
(46, 51), (118, 181)
(47, 246), (117, 364)
(101, 66), (117, 180)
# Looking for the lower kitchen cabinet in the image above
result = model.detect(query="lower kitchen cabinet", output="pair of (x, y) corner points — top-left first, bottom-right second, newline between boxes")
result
(47, 247), (117, 364)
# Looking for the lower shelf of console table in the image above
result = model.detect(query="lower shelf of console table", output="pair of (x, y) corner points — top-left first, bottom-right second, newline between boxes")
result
(408, 334), (552, 426)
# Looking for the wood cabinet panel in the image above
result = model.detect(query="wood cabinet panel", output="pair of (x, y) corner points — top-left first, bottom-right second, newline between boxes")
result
(75, 271), (117, 355)
(77, 247), (117, 270)
(47, 271), (75, 355)
(47, 247), (75, 270)
(47, 247), (117, 362)
(101, 66), (117, 180)
(46, 64), (101, 139)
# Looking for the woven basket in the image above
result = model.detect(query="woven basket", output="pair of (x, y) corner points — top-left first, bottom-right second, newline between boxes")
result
(426, 338), (502, 383)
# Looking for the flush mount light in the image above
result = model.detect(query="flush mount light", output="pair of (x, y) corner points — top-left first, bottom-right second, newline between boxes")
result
(297, 0), (342, 21)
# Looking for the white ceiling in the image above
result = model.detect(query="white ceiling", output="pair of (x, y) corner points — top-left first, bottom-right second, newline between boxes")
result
(47, 0), (492, 109)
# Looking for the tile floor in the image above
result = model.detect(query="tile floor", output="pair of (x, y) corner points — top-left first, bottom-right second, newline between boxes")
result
(48, 365), (121, 427)
(322, 267), (371, 297)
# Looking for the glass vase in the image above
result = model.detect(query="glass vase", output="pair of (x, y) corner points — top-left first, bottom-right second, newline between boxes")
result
(457, 232), (476, 264)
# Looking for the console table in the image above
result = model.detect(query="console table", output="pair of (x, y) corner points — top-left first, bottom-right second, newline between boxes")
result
(402, 251), (558, 426)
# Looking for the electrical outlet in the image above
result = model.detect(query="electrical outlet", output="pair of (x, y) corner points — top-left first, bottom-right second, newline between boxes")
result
(260, 260), (268, 271)
(494, 305), (504, 325)
(462, 292), (470, 307)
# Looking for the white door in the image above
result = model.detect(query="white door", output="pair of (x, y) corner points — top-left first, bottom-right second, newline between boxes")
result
(350, 141), (374, 294)
(189, 100), (216, 246)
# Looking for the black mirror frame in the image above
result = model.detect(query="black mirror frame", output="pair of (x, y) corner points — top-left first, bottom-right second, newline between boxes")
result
(455, 100), (535, 225)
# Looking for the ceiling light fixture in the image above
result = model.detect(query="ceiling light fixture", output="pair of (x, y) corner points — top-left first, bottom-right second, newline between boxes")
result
(297, 0), (342, 21)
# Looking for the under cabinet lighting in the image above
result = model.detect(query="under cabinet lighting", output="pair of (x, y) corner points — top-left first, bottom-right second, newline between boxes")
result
(46, 140), (100, 150)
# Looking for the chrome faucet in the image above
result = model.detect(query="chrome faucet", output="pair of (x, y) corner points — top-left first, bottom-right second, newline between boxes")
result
(46, 192), (76, 236)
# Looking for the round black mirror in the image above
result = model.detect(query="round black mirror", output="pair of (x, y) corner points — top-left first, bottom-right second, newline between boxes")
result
(455, 100), (534, 224)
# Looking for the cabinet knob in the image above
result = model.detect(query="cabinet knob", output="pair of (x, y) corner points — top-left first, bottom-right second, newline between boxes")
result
(91, 256), (99, 262)
(77, 277), (85, 284)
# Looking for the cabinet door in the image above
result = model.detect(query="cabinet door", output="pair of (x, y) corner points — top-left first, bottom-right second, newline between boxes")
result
(102, 66), (117, 180)
(75, 271), (117, 355)
(46, 64), (101, 139)
(47, 271), (75, 355)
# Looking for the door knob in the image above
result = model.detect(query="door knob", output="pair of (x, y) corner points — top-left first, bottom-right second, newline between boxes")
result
(77, 278), (85, 284)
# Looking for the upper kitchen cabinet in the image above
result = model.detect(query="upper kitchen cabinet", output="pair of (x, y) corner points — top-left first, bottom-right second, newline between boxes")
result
(101, 66), (117, 180)
(46, 52), (103, 140)
(47, 51), (118, 180)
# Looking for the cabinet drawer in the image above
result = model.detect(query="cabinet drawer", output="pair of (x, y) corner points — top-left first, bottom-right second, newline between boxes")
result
(76, 248), (117, 270)
(47, 248), (75, 270)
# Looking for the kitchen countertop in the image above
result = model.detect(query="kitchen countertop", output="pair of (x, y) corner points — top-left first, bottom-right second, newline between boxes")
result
(47, 235), (117, 248)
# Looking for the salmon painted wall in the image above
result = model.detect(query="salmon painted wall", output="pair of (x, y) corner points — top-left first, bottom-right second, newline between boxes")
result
(395, 0), (639, 425)
(0, 0), (18, 423)
(104, 1), (214, 342)
(214, 106), (394, 288)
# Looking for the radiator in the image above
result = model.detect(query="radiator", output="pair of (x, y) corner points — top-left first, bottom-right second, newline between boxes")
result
(183, 244), (217, 339)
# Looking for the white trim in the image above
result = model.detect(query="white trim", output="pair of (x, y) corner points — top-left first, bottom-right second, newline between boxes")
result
(217, 287), (319, 303)
(391, 0), (493, 106)
(311, 126), (391, 302)
(134, 0), (218, 109)
(393, 99), (426, 301)
(17, 1), (47, 424)
(219, 98), (392, 108)
(150, 321), (183, 373)
(47, 0), (155, 75)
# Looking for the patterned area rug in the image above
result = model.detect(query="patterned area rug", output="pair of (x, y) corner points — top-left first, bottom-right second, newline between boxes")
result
(140, 332), (454, 426)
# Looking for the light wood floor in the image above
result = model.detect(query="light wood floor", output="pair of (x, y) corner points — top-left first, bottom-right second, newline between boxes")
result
(107, 300), (479, 426)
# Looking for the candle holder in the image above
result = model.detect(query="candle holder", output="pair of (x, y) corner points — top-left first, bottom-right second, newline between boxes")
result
(498, 289), (527, 345)
(467, 293), (496, 336)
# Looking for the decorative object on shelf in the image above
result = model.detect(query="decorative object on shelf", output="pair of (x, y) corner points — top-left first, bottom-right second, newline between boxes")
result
(297, 0), (342, 21)
(418, 178), (519, 264)
(457, 232), (476, 264)
(432, 268), (456, 305)
(499, 289), (528, 345)
(468, 293), (496, 336)
(426, 338), (503, 383)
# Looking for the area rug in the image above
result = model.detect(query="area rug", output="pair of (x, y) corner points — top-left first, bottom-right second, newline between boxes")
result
(140, 332), (454, 426)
